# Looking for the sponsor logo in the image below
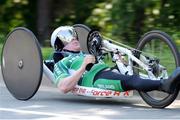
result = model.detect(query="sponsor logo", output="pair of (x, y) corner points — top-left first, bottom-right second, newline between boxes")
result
(97, 84), (115, 90)
(71, 86), (132, 97)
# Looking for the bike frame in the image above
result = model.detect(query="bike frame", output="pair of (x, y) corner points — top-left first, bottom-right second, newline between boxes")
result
(102, 40), (168, 80)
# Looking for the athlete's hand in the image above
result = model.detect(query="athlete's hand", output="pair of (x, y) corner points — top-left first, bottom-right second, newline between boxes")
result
(81, 55), (96, 71)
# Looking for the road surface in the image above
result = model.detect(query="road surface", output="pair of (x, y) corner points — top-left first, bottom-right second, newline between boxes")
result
(1, 71), (180, 119)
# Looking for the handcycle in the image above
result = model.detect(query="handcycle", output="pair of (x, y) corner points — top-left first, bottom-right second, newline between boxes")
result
(1, 24), (180, 108)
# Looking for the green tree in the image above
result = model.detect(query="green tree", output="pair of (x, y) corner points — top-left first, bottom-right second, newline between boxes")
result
(111, 0), (154, 44)
(0, 0), (36, 43)
(111, 0), (180, 46)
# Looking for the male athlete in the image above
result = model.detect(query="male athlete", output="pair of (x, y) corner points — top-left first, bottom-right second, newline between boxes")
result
(51, 26), (180, 94)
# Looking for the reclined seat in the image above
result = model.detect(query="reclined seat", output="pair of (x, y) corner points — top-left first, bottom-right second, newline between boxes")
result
(44, 52), (64, 72)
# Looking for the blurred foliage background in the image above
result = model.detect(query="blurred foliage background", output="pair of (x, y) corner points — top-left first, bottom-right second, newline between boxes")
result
(0, 0), (180, 50)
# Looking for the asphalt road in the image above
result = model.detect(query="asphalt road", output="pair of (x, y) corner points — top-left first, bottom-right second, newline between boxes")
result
(1, 72), (180, 119)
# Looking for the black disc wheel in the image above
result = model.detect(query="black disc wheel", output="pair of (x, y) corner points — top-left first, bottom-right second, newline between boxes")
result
(136, 30), (180, 108)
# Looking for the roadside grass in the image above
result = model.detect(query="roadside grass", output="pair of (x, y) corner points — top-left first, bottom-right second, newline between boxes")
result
(139, 41), (180, 75)
(41, 47), (53, 60)
(0, 44), (3, 59)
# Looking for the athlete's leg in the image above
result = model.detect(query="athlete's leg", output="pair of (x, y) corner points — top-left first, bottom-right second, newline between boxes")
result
(93, 69), (161, 92)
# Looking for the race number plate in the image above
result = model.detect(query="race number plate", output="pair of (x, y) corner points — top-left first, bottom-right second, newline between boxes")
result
(1, 27), (43, 100)
(73, 24), (91, 54)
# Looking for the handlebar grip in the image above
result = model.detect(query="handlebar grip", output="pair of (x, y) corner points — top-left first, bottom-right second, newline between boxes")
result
(85, 63), (94, 71)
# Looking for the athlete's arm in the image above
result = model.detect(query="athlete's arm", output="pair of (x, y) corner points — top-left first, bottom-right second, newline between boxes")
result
(57, 55), (95, 93)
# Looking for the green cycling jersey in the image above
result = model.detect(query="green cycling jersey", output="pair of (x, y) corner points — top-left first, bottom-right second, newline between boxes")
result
(53, 52), (108, 87)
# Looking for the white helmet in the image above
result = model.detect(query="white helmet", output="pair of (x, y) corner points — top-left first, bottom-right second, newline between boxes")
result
(51, 26), (77, 51)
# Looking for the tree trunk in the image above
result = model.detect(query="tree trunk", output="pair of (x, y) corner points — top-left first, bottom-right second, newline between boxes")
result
(37, 0), (52, 45)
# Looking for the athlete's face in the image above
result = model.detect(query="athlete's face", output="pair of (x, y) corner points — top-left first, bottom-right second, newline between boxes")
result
(63, 38), (82, 51)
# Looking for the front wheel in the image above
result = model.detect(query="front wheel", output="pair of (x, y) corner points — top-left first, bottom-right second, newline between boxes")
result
(136, 30), (180, 108)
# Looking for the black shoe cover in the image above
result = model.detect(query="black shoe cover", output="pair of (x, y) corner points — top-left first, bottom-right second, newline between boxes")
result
(160, 67), (180, 94)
